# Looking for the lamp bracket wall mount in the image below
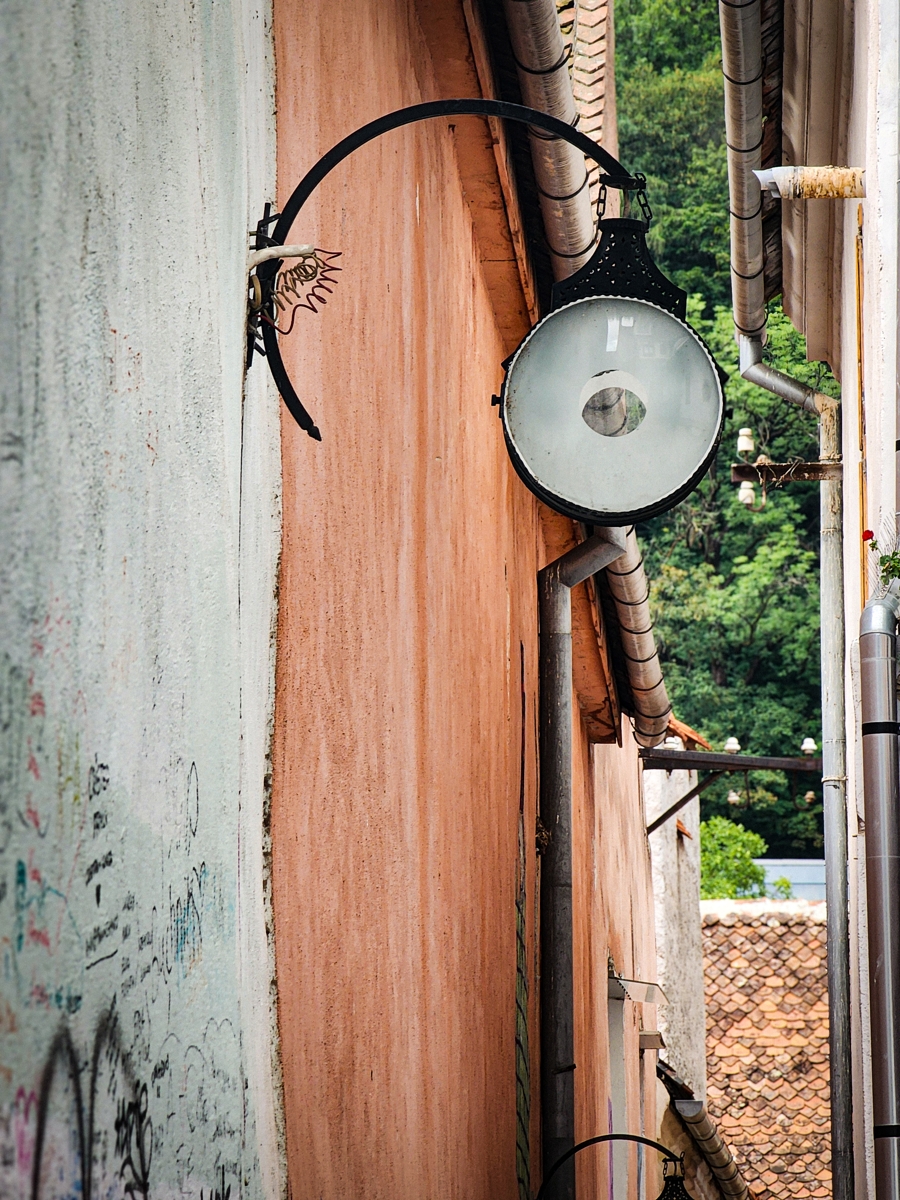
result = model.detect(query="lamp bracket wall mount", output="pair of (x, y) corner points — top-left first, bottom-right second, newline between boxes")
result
(246, 99), (641, 440)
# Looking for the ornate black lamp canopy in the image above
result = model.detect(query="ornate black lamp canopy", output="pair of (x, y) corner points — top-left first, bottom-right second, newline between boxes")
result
(249, 99), (725, 526)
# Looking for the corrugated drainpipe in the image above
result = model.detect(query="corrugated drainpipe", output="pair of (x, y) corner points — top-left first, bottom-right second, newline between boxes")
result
(717, 5), (852, 1200)
(503, 0), (672, 749)
(539, 528), (628, 1200)
(501, 0), (596, 279)
(859, 585), (900, 1200)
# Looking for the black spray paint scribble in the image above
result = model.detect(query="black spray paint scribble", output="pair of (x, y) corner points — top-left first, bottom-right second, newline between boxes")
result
(200, 1165), (231, 1200)
(32, 1004), (150, 1200)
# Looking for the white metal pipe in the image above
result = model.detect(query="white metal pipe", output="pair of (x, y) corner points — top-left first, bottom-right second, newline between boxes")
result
(738, 334), (838, 415)
(718, 6), (854, 1198)
(539, 529), (628, 1199)
(719, 0), (765, 339)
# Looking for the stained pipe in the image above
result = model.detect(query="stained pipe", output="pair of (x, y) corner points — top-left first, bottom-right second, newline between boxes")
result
(717, 4), (854, 1196)
(603, 527), (672, 746)
(859, 585), (900, 1200)
(501, 0), (596, 278)
(820, 406), (854, 1200)
(502, 0), (672, 753)
(673, 1100), (750, 1200)
(539, 529), (627, 1199)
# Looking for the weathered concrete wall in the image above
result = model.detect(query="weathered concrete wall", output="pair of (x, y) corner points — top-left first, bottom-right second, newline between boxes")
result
(0, 2), (283, 1198)
(645, 768), (707, 1099)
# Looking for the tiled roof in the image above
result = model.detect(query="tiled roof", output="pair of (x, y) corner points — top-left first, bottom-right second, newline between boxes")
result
(558, 0), (616, 207)
(701, 900), (831, 1200)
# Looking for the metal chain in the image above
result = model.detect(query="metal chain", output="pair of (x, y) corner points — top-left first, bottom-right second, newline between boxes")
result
(596, 180), (608, 223)
(634, 172), (653, 227)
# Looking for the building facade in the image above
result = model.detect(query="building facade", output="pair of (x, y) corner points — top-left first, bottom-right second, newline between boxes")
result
(0, 2), (696, 1199)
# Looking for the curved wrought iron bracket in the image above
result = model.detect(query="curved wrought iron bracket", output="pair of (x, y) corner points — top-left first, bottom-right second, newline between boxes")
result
(249, 99), (640, 440)
(535, 1132), (683, 1200)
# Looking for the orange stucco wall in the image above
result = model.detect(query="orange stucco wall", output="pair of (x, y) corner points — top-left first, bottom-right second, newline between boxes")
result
(269, 2), (658, 1197)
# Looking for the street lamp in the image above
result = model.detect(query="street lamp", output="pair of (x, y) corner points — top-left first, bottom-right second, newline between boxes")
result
(502, 293), (725, 524)
(250, 99), (725, 528)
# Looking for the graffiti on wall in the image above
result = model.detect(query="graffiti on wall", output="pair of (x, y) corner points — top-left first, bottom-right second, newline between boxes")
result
(0, 642), (255, 1200)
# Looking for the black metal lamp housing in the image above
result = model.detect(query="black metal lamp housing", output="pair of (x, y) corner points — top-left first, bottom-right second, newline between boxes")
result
(500, 220), (725, 527)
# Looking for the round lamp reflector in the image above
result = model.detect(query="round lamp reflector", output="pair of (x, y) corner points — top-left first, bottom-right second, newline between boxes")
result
(501, 296), (724, 525)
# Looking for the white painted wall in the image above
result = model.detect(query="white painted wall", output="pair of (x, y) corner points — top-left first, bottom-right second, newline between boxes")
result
(644, 768), (707, 1100)
(838, 0), (900, 1194)
(0, 2), (283, 1198)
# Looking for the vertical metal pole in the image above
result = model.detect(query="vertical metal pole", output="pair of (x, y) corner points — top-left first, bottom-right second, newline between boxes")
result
(537, 531), (626, 1200)
(820, 406), (855, 1200)
(860, 590), (900, 1200)
(539, 561), (576, 1200)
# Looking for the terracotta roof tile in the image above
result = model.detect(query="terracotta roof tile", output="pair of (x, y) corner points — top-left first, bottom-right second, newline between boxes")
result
(700, 900), (831, 1200)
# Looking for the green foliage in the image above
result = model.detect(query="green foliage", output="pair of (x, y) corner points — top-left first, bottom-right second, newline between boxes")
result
(615, 0), (729, 311)
(615, 0), (722, 75)
(700, 816), (768, 899)
(770, 876), (794, 899)
(865, 538), (900, 587)
(617, 62), (728, 310)
(641, 301), (836, 855)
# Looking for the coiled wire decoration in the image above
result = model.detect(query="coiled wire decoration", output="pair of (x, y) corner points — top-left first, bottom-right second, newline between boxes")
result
(247, 247), (342, 364)
(265, 249), (342, 333)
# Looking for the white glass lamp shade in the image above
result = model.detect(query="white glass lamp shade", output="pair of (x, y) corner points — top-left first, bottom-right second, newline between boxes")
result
(724, 736), (741, 754)
(737, 427), (755, 456)
(501, 296), (725, 525)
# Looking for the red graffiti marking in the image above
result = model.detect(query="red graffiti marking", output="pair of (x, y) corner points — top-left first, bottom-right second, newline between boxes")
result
(26, 755), (40, 781)
(26, 914), (49, 949)
(29, 693), (45, 717)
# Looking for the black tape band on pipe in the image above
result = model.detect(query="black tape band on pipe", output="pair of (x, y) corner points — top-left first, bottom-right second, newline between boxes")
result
(861, 722), (900, 736)
(874, 1126), (900, 1139)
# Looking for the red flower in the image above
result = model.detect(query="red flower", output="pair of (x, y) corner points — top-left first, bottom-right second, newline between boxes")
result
(863, 529), (874, 541)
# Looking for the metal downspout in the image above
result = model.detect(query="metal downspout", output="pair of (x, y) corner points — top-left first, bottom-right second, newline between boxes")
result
(859, 586), (900, 1200)
(604, 527), (673, 747)
(718, 5), (853, 1198)
(539, 529), (628, 1200)
(501, 0), (596, 278)
(502, 0), (672, 749)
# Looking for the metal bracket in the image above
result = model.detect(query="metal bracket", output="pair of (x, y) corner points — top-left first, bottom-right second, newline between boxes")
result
(248, 99), (642, 439)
